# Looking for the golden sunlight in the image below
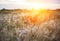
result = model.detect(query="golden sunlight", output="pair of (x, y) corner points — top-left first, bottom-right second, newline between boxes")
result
(29, 3), (47, 10)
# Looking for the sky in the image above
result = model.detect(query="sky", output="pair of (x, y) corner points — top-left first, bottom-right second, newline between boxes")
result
(0, 0), (60, 9)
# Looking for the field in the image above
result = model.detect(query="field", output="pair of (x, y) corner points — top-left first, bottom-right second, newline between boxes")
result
(0, 9), (60, 41)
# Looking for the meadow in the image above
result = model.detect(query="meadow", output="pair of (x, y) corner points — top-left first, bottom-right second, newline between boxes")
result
(0, 9), (60, 41)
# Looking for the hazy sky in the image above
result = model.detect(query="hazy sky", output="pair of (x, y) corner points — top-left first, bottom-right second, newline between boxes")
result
(0, 0), (60, 9)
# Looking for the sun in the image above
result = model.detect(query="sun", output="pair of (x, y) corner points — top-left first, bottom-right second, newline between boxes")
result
(31, 3), (41, 10)
(29, 2), (46, 10)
